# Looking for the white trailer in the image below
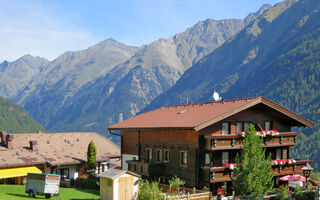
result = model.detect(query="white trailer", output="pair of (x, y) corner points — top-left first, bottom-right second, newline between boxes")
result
(25, 173), (60, 198)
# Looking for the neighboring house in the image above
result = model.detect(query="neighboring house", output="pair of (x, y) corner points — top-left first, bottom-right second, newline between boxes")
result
(99, 169), (140, 200)
(0, 132), (120, 184)
(108, 97), (314, 194)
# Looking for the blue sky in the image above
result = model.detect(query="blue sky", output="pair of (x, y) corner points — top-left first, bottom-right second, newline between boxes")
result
(0, 0), (281, 61)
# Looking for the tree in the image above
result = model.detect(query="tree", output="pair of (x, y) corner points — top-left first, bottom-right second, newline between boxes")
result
(233, 124), (273, 198)
(87, 140), (97, 173)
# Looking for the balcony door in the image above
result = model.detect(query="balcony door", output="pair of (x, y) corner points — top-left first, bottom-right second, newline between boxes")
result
(222, 151), (229, 165)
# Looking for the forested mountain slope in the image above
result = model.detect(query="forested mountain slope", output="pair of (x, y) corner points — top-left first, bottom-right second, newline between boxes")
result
(0, 96), (45, 133)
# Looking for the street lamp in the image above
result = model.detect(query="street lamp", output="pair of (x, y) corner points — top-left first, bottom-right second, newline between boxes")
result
(302, 163), (313, 180)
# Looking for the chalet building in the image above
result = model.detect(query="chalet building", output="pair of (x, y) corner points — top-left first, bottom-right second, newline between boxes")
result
(108, 97), (314, 194)
(0, 132), (120, 184)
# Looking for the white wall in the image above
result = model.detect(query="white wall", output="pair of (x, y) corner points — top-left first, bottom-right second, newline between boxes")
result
(122, 154), (138, 170)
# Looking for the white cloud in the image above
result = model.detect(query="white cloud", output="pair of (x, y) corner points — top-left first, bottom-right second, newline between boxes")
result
(0, 0), (95, 61)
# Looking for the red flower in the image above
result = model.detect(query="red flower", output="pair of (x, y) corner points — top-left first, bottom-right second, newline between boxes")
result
(217, 187), (224, 194)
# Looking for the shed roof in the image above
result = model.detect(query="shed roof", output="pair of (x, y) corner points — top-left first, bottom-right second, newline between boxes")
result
(109, 97), (314, 131)
(0, 132), (120, 168)
(98, 168), (140, 179)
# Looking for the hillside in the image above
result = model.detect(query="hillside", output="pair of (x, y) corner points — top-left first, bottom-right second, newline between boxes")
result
(0, 96), (45, 133)
(42, 7), (271, 139)
(144, 0), (320, 169)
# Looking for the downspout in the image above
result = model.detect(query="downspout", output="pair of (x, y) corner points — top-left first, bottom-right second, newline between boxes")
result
(138, 130), (141, 161)
(108, 129), (122, 168)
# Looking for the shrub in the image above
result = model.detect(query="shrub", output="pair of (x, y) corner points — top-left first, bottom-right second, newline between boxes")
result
(168, 176), (185, 188)
(295, 190), (315, 200)
(277, 185), (290, 200)
(139, 180), (162, 200)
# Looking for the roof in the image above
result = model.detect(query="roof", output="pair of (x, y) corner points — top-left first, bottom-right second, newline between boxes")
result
(109, 97), (314, 131)
(98, 168), (140, 179)
(0, 132), (120, 168)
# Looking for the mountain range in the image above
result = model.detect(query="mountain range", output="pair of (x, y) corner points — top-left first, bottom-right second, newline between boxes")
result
(3, 4), (271, 140)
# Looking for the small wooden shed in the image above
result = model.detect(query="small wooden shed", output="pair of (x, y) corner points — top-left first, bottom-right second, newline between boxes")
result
(99, 169), (140, 200)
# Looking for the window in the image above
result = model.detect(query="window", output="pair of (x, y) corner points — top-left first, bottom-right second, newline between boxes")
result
(221, 122), (230, 135)
(276, 148), (281, 160)
(108, 179), (113, 186)
(180, 151), (187, 166)
(146, 148), (152, 162)
(265, 121), (272, 130)
(244, 122), (250, 131)
(56, 168), (69, 180)
(164, 150), (170, 162)
(156, 149), (162, 162)
(128, 164), (131, 170)
(236, 122), (243, 132)
(140, 166), (143, 173)
(205, 153), (211, 165)
(134, 165), (137, 171)
(222, 151), (229, 165)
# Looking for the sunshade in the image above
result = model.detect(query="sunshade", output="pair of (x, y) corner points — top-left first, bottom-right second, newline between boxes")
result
(0, 166), (41, 179)
(279, 174), (306, 182)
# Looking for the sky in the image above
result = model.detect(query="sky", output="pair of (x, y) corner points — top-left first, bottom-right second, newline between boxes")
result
(0, 0), (281, 62)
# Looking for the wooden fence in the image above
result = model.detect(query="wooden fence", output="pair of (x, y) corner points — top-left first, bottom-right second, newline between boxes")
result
(159, 184), (211, 200)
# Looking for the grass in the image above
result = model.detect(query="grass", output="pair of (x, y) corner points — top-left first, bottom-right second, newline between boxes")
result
(0, 185), (100, 200)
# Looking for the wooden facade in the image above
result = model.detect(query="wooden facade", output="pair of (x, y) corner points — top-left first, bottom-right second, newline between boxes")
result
(109, 97), (314, 194)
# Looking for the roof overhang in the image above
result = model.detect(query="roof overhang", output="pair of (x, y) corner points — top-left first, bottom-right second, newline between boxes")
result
(194, 97), (314, 131)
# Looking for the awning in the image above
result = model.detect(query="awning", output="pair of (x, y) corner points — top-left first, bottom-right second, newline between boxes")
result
(0, 166), (42, 179)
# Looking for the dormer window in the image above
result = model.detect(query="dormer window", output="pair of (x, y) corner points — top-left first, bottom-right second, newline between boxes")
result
(222, 122), (230, 135)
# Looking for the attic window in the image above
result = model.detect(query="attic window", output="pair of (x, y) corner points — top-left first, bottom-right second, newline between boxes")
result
(178, 110), (187, 114)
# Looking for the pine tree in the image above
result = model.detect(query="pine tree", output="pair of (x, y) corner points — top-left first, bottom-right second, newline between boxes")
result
(232, 124), (273, 198)
(87, 140), (97, 173)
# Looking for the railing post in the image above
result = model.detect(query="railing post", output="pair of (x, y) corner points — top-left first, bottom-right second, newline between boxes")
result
(187, 193), (189, 200)
(193, 187), (196, 194)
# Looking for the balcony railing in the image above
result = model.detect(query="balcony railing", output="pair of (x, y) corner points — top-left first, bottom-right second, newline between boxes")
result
(127, 160), (163, 177)
(200, 159), (311, 183)
(203, 132), (299, 150)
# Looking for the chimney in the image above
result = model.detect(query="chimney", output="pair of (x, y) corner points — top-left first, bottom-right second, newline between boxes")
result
(6, 134), (14, 149)
(29, 141), (38, 151)
(0, 131), (7, 145)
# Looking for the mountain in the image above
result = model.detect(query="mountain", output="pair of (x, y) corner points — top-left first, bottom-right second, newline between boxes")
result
(144, 0), (320, 169)
(14, 39), (138, 127)
(41, 7), (271, 140)
(0, 55), (49, 99)
(0, 96), (45, 133)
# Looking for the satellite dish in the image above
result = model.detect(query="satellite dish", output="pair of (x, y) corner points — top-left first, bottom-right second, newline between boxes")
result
(213, 91), (222, 102)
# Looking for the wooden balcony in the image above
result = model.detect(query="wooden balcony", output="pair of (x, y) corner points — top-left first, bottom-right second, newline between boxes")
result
(203, 132), (299, 150)
(127, 160), (163, 177)
(200, 159), (311, 183)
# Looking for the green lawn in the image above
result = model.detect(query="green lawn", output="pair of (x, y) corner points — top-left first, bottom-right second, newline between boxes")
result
(0, 185), (100, 200)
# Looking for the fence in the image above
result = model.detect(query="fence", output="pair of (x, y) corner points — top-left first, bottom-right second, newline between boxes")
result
(159, 184), (211, 200)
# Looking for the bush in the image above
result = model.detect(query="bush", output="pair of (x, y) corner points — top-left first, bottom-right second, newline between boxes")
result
(70, 178), (75, 187)
(73, 175), (98, 189)
(168, 176), (185, 188)
(295, 190), (315, 200)
(139, 180), (162, 200)
(277, 185), (290, 200)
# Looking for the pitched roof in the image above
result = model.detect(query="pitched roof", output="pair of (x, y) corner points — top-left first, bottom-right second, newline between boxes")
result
(109, 97), (314, 131)
(98, 168), (140, 179)
(0, 132), (120, 168)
